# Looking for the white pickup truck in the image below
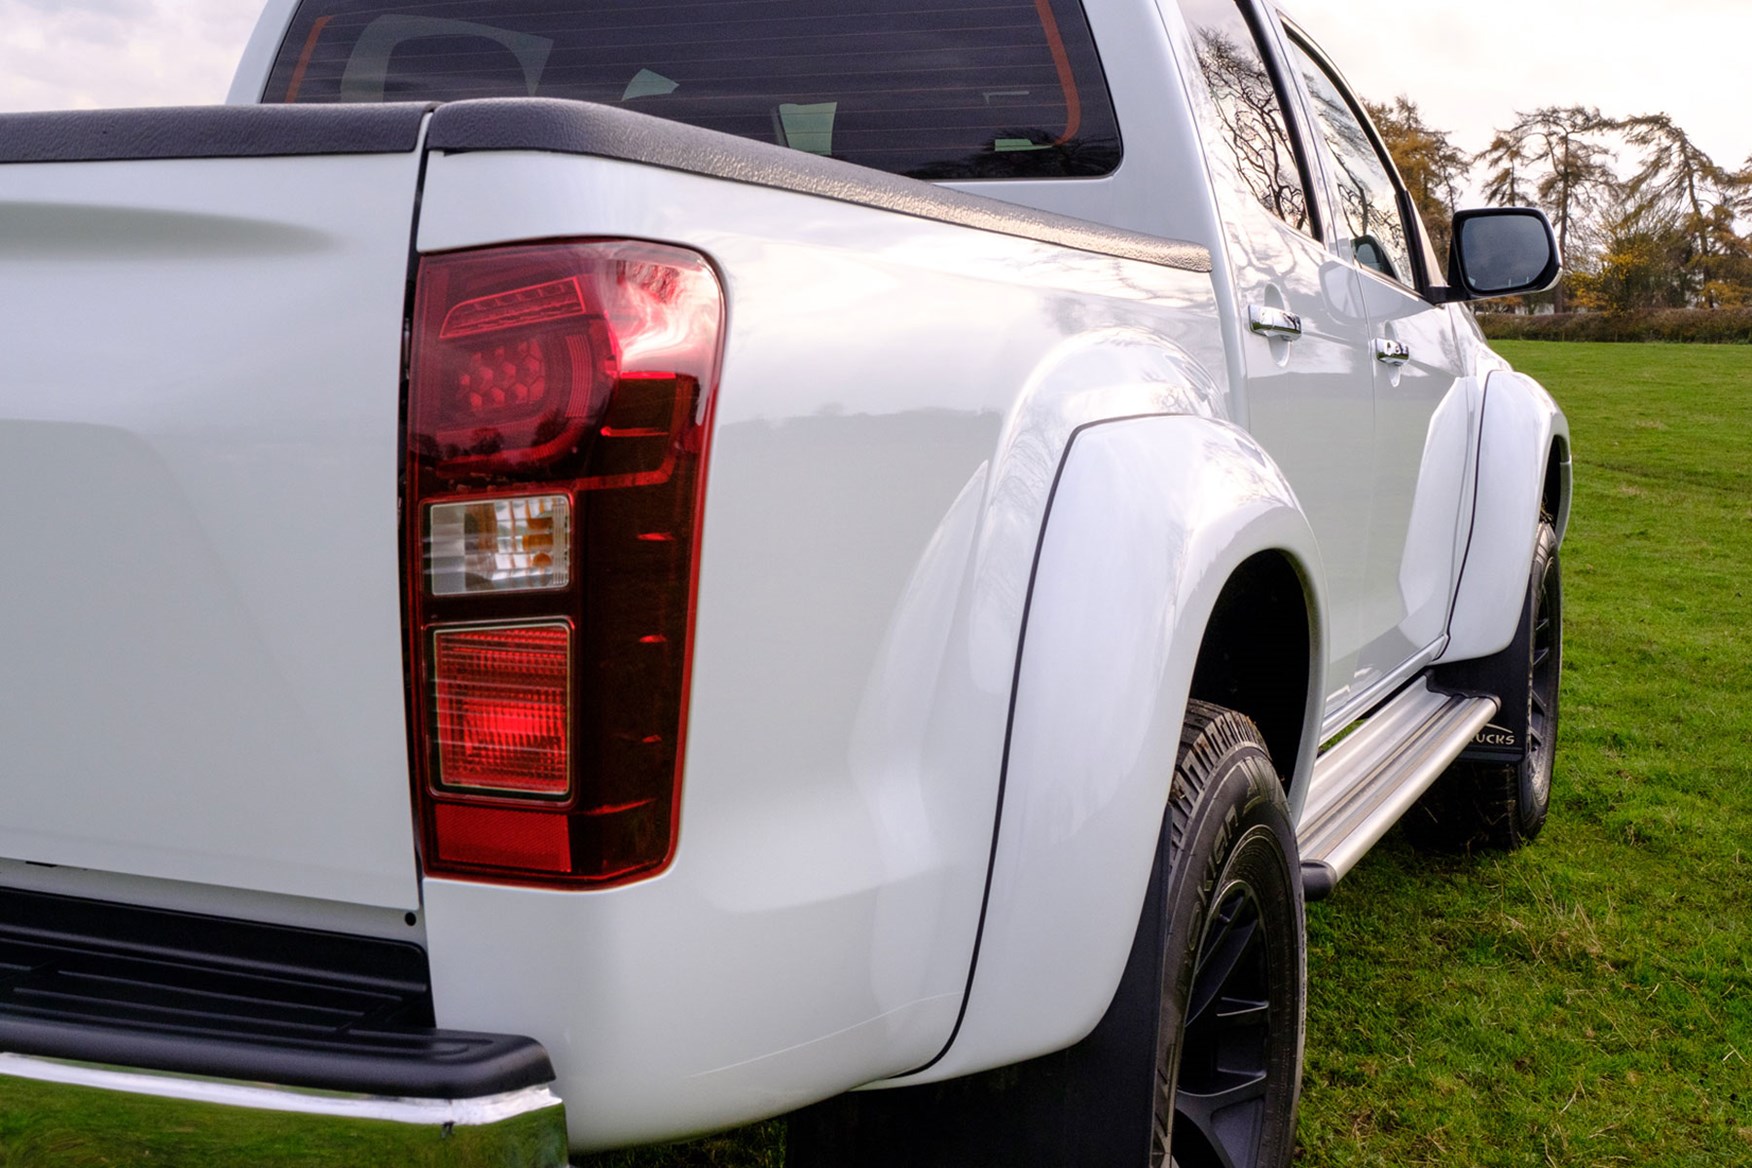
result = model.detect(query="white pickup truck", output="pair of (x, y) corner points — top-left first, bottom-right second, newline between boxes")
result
(0, 1), (1570, 1164)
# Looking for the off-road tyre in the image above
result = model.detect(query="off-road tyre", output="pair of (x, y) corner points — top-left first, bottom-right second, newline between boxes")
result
(785, 702), (1305, 1168)
(1148, 700), (1304, 1168)
(1406, 520), (1562, 852)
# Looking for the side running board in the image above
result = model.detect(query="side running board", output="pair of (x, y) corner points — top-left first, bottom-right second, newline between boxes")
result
(1298, 679), (1498, 893)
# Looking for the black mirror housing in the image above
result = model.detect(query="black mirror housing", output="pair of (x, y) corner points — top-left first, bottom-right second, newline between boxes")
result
(1447, 208), (1562, 302)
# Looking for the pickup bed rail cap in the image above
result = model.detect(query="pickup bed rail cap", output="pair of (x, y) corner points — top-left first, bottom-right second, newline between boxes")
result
(0, 103), (436, 164)
(426, 98), (1212, 275)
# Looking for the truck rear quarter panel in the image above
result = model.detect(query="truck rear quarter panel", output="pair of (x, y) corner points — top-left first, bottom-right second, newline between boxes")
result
(908, 413), (1325, 1084)
(413, 149), (1228, 1147)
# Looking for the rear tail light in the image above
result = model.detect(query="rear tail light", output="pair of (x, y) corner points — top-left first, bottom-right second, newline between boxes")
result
(404, 241), (723, 887)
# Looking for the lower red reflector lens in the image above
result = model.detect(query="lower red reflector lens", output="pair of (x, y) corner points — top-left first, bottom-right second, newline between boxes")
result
(434, 804), (571, 872)
(433, 624), (570, 797)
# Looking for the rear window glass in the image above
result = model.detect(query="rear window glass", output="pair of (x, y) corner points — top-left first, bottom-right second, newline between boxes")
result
(264, 0), (1123, 180)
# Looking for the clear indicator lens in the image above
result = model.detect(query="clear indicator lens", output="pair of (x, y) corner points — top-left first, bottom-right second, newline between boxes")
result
(428, 495), (570, 596)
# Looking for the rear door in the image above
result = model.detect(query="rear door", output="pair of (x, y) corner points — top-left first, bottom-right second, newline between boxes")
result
(1172, 0), (1380, 704)
(0, 108), (427, 910)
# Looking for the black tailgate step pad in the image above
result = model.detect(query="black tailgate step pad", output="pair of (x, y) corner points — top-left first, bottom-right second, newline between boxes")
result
(0, 887), (552, 1099)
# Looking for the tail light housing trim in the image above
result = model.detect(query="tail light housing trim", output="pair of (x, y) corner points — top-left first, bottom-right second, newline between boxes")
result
(404, 240), (723, 889)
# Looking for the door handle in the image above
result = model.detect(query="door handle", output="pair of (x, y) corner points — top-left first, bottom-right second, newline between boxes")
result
(1373, 338), (1410, 366)
(1248, 304), (1303, 340)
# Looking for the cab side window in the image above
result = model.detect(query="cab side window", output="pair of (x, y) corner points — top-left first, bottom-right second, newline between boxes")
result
(1284, 35), (1413, 286)
(1176, 0), (1311, 236)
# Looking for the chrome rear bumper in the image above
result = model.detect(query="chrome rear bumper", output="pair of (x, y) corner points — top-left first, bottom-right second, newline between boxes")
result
(0, 1052), (567, 1167)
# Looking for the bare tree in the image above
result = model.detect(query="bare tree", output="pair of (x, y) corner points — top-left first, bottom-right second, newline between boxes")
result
(1478, 108), (1617, 310)
(1365, 96), (1468, 258)
(1617, 114), (1751, 306)
(1477, 128), (1534, 208)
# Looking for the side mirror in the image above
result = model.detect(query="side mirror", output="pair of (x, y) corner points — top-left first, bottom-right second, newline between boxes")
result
(1447, 208), (1562, 302)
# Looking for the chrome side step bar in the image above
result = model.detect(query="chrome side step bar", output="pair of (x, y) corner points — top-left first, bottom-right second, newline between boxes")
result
(1298, 679), (1498, 889)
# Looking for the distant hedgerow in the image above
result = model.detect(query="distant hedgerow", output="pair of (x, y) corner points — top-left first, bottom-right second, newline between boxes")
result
(1476, 308), (1752, 343)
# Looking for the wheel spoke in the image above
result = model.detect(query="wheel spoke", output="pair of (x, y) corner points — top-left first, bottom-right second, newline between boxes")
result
(1185, 908), (1259, 1029)
(1207, 997), (1269, 1031)
(1174, 1072), (1268, 1168)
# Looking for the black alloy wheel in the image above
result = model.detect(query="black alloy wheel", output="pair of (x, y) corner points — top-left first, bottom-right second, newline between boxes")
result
(1170, 883), (1278, 1166)
(1522, 521), (1563, 826)
(785, 701), (1306, 1168)
(1407, 519), (1563, 851)
(1151, 702), (1305, 1168)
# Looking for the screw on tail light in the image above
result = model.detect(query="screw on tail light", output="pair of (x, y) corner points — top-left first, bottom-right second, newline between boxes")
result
(404, 241), (723, 888)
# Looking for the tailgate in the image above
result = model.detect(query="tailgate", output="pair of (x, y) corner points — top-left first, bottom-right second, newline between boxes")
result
(0, 106), (429, 910)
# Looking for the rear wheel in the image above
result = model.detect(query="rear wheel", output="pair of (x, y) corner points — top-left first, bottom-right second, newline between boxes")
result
(1407, 519), (1562, 851)
(786, 702), (1305, 1168)
(1151, 702), (1304, 1168)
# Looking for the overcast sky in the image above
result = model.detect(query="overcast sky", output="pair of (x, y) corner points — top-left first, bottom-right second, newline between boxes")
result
(1288, 0), (1752, 171)
(2, 0), (1748, 179)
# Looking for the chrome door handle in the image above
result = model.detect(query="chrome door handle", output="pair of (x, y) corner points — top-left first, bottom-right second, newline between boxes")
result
(1373, 338), (1410, 366)
(1248, 304), (1303, 339)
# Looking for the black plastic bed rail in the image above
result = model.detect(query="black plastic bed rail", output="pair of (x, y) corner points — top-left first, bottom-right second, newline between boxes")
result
(0, 98), (1212, 276)
(0, 102), (434, 164)
(0, 887), (552, 1099)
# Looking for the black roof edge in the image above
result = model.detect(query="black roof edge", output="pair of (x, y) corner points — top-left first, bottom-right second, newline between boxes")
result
(0, 103), (436, 165)
(426, 98), (1212, 275)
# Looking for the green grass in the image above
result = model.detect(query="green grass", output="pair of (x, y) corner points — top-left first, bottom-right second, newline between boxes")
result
(1295, 341), (1752, 1166)
(575, 1124), (784, 1168)
(0, 1074), (567, 1168)
(579, 342), (1752, 1166)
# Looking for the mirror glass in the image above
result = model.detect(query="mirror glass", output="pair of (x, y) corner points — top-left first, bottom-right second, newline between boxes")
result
(1459, 214), (1553, 293)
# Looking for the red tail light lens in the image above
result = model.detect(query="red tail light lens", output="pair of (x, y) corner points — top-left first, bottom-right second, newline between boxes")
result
(432, 624), (571, 797)
(405, 241), (723, 888)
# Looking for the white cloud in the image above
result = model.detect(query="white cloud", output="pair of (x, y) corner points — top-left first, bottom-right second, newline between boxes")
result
(1286, 0), (1752, 170)
(0, 0), (258, 111)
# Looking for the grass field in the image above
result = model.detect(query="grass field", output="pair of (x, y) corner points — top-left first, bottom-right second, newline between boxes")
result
(593, 340), (1752, 1166)
(0, 1074), (568, 1168)
(1296, 341), (1752, 1166)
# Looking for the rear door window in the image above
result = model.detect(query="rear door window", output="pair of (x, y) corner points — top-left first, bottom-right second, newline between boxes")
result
(1174, 0), (1312, 236)
(265, 0), (1122, 180)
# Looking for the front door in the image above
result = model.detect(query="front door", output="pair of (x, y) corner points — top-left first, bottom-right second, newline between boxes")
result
(1280, 27), (1472, 694)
